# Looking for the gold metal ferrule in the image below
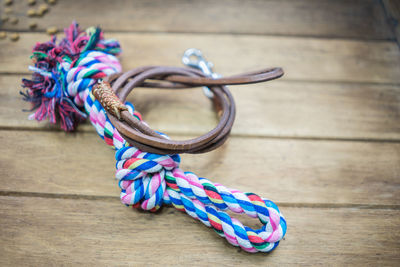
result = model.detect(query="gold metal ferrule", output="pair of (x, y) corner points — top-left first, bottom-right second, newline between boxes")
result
(92, 80), (128, 120)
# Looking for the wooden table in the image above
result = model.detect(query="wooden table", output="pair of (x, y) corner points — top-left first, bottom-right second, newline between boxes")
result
(1, 0), (399, 265)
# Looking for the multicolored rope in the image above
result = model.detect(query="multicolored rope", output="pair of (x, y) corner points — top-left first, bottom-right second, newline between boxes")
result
(22, 22), (287, 253)
(21, 22), (121, 131)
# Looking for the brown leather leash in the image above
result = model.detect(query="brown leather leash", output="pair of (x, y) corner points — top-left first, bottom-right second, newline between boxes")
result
(93, 65), (283, 155)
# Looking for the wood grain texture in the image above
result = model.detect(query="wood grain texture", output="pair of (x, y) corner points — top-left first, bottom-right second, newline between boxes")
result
(0, 1), (399, 265)
(0, 0), (393, 40)
(1, 130), (399, 205)
(3, 75), (400, 140)
(0, 196), (399, 266)
(1, 33), (400, 84)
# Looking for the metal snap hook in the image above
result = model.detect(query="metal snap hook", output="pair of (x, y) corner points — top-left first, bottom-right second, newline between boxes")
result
(182, 48), (204, 68)
(182, 48), (221, 98)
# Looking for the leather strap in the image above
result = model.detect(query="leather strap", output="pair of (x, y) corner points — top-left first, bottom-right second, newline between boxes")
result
(93, 66), (283, 154)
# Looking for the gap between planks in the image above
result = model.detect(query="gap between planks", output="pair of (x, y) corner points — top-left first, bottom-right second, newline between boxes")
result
(0, 190), (398, 210)
(1, 126), (400, 144)
(3, 72), (400, 87)
(0, 28), (397, 43)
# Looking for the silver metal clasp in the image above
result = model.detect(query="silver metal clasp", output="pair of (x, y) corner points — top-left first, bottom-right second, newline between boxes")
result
(182, 48), (220, 98)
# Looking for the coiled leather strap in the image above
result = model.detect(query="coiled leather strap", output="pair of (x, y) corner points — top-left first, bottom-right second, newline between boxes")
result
(93, 66), (283, 154)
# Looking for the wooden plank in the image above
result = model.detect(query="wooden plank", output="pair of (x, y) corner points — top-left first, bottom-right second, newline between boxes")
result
(3, 75), (400, 140)
(1, 130), (399, 205)
(0, 196), (399, 265)
(0, 0), (393, 40)
(1, 33), (400, 84)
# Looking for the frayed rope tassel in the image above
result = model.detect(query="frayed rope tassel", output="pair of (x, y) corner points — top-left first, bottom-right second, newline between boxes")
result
(21, 21), (287, 253)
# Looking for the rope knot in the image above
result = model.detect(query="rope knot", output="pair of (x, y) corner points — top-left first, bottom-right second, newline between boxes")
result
(115, 146), (181, 211)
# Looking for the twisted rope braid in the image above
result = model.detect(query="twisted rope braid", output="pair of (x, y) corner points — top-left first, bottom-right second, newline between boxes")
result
(23, 22), (287, 253)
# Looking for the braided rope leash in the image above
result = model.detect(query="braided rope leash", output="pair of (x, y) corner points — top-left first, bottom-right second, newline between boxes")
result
(21, 22), (287, 253)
